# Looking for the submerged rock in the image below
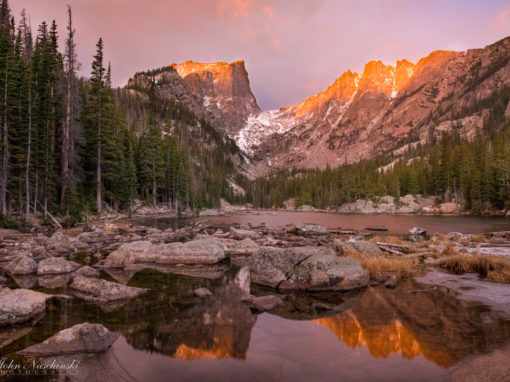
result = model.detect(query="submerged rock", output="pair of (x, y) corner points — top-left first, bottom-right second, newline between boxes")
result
(0, 288), (52, 326)
(37, 256), (80, 275)
(250, 295), (284, 312)
(239, 246), (369, 292)
(4, 255), (37, 275)
(20, 323), (119, 356)
(194, 287), (212, 297)
(71, 276), (147, 303)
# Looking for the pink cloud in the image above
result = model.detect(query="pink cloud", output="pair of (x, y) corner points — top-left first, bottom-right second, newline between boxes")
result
(492, 6), (510, 30)
(262, 4), (276, 19)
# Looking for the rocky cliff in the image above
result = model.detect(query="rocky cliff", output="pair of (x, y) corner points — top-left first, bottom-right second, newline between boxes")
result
(239, 36), (510, 170)
(127, 36), (510, 172)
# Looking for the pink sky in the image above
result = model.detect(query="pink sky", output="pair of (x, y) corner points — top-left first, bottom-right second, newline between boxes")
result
(10, 0), (510, 110)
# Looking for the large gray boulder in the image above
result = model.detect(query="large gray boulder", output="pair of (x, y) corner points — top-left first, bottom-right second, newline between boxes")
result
(20, 323), (119, 356)
(37, 256), (80, 275)
(241, 246), (369, 292)
(4, 255), (37, 275)
(71, 276), (147, 303)
(0, 288), (52, 326)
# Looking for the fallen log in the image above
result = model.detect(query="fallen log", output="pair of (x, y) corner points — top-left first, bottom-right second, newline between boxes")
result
(376, 242), (412, 255)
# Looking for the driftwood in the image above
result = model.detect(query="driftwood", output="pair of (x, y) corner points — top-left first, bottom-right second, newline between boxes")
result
(376, 242), (412, 255)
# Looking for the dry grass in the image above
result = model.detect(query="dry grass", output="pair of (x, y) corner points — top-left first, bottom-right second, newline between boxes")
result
(470, 234), (487, 243)
(440, 254), (510, 283)
(441, 244), (460, 256)
(343, 247), (419, 279)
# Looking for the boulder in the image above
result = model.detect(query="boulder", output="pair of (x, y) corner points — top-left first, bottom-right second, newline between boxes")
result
(0, 288), (52, 326)
(103, 238), (227, 266)
(250, 295), (284, 312)
(333, 239), (383, 257)
(20, 323), (119, 356)
(397, 194), (421, 214)
(194, 288), (212, 297)
(379, 195), (395, 204)
(103, 241), (152, 268)
(283, 198), (296, 210)
(296, 204), (315, 212)
(296, 224), (329, 236)
(75, 266), (100, 278)
(243, 246), (369, 291)
(439, 202), (462, 214)
(337, 200), (378, 214)
(409, 226), (427, 235)
(37, 257), (80, 275)
(230, 227), (261, 240)
(148, 238), (227, 265)
(199, 208), (224, 216)
(226, 238), (260, 256)
(71, 276), (147, 303)
(4, 255), (37, 275)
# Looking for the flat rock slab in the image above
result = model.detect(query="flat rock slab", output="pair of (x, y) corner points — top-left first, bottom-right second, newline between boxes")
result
(71, 276), (147, 303)
(0, 288), (52, 326)
(37, 256), (80, 275)
(103, 238), (227, 267)
(20, 323), (119, 356)
(416, 268), (510, 318)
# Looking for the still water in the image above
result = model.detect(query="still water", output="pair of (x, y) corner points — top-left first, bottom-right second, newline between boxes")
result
(3, 265), (510, 381)
(134, 210), (510, 234)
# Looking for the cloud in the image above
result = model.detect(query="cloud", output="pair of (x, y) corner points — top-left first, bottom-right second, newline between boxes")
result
(492, 6), (510, 31)
(216, 0), (251, 19)
(262, 4), (275, 19)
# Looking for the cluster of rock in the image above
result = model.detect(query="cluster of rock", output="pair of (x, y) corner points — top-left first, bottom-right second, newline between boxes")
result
(334, 195), (462, 215)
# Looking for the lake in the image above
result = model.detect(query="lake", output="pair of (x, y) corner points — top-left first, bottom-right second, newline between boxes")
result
(3, 266), (510, 382)
(133, 210), (510, 234)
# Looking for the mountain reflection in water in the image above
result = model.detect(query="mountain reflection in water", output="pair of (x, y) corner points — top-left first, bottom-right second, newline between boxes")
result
(313, 279), (510, 368)
(3, 267), (510, 381)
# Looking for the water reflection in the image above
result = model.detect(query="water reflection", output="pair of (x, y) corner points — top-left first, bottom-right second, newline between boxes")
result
(313, 279), (510, 367)
(2, 268), (510, 381)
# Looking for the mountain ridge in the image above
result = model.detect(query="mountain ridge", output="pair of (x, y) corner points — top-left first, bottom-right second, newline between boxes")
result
(127, 36), (510, 173)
